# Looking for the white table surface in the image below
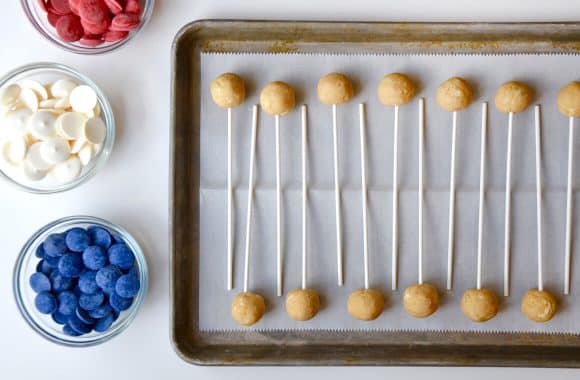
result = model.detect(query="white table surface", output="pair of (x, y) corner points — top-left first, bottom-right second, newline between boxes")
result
(1, 0), (580, 378)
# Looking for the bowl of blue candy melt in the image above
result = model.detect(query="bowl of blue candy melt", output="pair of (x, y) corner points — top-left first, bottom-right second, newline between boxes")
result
(13, 215), (148, 347)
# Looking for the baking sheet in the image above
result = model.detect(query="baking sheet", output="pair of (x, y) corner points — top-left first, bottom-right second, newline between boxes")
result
(199, 52), (580, 333)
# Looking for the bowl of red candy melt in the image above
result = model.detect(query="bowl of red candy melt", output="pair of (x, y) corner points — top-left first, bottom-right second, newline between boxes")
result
(22, 0), (154, 54)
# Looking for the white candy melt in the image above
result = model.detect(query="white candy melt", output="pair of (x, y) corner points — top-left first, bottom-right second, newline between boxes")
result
(28, 110), (57, 140)
(70, 85), (97, 113)
(39, 99), (59, 109)
(3, 108), (32, 136)
(84, 117), (106, 144)
(70, 138), (87, 154)
(51, 79), (77, 98)
(0, 84), (21, 108)
(52, 156), (81, 182)
(22, 160), (47, 181)
(19, 87), (39, 112)
(1, 137), (27, 165)
(78, 143), (94, 166)
(20, 79), (49, 100)
(40, 138), (70, 165)
(56, 112), (85, 140)
(25, 142), (52, 171)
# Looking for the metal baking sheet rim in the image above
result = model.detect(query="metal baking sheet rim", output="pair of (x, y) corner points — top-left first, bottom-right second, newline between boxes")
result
(170, 20), (580, 367)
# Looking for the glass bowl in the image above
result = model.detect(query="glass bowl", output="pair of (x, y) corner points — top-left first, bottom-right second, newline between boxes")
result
(0, 62), (115, 193)
(13, 215), (148, 347)
(21, 0), (154, 54)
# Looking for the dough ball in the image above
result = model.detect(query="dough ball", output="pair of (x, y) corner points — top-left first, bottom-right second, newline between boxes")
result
(403, 283), (439, 318)
(521, 289), (557, 323)
(285, 288), (320, 321)
(557, 81), (580, 117)
(210, 73), (245, 108)
(377, 73), (417, 106)
(317, 73), (354, 105)
(494, 81), (534, 113)
(461, 288), (499, 322)
(436, 77), (473, 112)
(260, 81), (296, 115)
(231, 291), (266, 326)
(347, 288), (384, 321)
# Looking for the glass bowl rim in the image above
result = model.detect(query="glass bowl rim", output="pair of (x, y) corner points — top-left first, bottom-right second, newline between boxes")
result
(20, 0), (155, 55)
(12, 215), (148, 347)
(0, 62), (115, 194)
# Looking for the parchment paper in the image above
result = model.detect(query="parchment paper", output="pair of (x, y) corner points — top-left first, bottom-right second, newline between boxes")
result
(198, 52), (580, 332)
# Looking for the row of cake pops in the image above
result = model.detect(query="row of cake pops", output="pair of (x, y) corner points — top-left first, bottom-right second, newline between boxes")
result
(210, 72), (580, 326)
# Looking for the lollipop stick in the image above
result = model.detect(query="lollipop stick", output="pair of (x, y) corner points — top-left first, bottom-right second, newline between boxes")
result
(418, 98), (425, 285)
(275, 114), (283, 297)
(359, 103), (370, 290)
(503, 111), (514, 296)
(332, 103), (343, 286)
(392, 105), (400, 290)
(227, 107), (233, 290)
(565, 116), (575, 295)
(476, 103), (488, 290)
(243, 105), (259, 293)
(535, 105), (543, 291)
(446, 111), (458, 290)
(301, 105), (308, 290)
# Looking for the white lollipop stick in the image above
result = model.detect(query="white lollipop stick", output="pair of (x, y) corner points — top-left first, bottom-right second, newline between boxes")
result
(446, 111), (458, 290)
(535, 105), (544, 291)
(503, 111), (514, 296)
(565, 116), (575, 295)
(418, 98), (425, 285)
(275, 114), (283, 297)
(227, 107), (234, 290)
(243, 105), (259, 293)
(301, 105), (308, 290)
(392, 105), (400, 290)
(476, 103), (488, 290)
(332, 103), (344, 286)
(359, 103), (370, 290)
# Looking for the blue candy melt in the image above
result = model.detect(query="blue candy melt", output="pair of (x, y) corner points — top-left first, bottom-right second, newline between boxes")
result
(68, 314), (91, 334)
(96, 265), (122, 293)
(58, 253), (84, 277)
(88, 303), (113, 319)
(78, 270), (99, 294)
(108, 243), (135, 270)
(94, 313), (115, 333)
(79, 291), (104, 311)
(63, 324), (82, 336)
(50, 270), (75, 292)
(44, 254), (60, 267)
(110, 292), (133, 312)
(29, 272), (51, 293)
(43, 234), (67, 257)
(35, 292), (57, 314)
(88, 226), (112, 249)
(52, 311), (69, 325)
(35, 243), (45, 258)
(82, 246), (107, 270)
(115, 274), (140, 298)
(57, 291), (78, 316)
(76, 307), (95, 325)
(36, 260), (52, 275)
(65, 228), (90, 252)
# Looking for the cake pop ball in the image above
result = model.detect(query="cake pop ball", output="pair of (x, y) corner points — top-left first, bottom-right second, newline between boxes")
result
(347, 289), (384, 321)
(231, 292), (266, 326)
(260, 81), (296, 116)
(521, 289), (557, 323)
(317, 73), (354, 105)
(377, 73), (417, 106)
(285, 288), (320, 321)
(436, 77), (473, 112)
(210, 73), (246, 109)
(557, 81), (580, 117)
(494, 81), (534, 113)
(461, 288), (499, 322)
(403, 283), (439, 318)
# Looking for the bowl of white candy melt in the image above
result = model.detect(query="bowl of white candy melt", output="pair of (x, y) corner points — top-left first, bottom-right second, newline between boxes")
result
(0, 62), (114, 193)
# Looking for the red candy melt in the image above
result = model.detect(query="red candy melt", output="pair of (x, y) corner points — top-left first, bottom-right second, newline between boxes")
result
(37, 0), (142, 47)
(56, 14), (84, 42)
